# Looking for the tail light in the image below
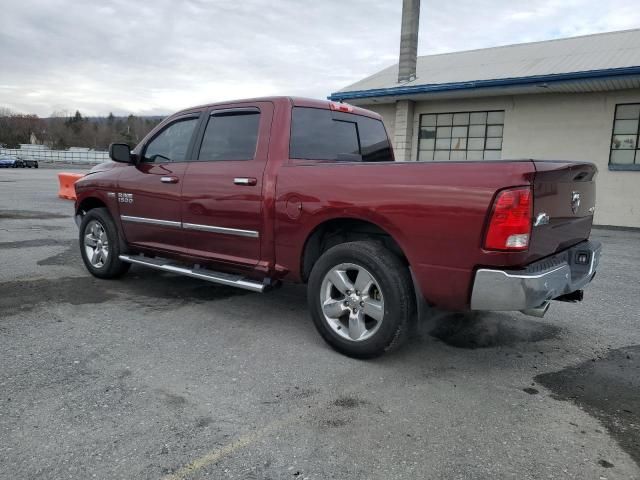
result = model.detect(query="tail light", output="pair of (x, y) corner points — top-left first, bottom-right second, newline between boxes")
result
(484, 186), (532, 251)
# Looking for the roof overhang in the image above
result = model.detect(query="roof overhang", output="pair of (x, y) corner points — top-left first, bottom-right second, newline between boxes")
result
(328, 66), (640, 105)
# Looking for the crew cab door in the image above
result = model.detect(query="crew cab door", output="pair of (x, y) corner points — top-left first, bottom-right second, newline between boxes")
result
(180, 103), (273, 269)
(117, 114), (201, 252)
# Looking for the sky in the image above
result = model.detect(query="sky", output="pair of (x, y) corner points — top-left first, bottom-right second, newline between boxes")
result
(1, 0), (639, 117)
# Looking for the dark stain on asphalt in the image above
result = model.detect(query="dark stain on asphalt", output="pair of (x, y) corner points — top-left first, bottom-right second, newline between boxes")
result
(3, 259), (251, 316)
(332, 396), (369, 409)
(119, 268), (251, 306)
(536, 345), (640, 467)
(0, 238), (72, 250)
(321, 418), (348, 428)
(37, 247), (251, 304)
(0, 276), (116, 316)
(0, 209), (69, 220)
(37, 243), (79, 266)
(262, 387), (319, 405)
(429, 311), (561, 349)
(290, 387), (318, 400)
(161, 391), (188, 408)
(195, 416), (213, 428)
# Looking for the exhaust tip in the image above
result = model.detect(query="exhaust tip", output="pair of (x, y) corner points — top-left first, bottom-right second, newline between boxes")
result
(520, 301), (550, 318)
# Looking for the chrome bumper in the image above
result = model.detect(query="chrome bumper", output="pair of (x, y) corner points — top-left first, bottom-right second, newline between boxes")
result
(470, 240), (602, 311)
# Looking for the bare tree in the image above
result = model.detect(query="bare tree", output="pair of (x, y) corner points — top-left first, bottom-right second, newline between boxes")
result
(0, 108), (163, 150)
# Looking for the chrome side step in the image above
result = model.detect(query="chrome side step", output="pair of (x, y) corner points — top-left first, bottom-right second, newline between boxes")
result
(118, 254), (266, 293)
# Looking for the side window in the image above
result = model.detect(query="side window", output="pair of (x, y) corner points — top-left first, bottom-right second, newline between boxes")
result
(289, 107), (392, 162)
(198, 111), (260, 161)
(143, 118), (198, 163)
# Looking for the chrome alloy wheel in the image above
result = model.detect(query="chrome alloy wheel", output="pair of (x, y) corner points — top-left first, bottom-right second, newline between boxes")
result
(84, 219), (109, 268)
(320, 263), (384, 342)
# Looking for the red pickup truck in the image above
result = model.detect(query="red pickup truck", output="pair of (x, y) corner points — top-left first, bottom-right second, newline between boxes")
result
(74, 97), (601, 358)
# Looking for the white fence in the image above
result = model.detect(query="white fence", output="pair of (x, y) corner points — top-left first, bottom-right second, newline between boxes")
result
(0, 147), (109, 165)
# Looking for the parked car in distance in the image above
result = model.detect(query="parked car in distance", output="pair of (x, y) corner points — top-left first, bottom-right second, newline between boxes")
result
(0, 156), (25, 168)
(20, 157), (39, 168)
(73, 97), (601, 358)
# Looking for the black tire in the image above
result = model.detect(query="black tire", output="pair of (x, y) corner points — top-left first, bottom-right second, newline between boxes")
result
(307, 241), (415, 358)
(79, 207), (130, 279)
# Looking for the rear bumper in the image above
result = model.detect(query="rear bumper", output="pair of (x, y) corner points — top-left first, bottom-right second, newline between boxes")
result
(470, 240), (601, 311)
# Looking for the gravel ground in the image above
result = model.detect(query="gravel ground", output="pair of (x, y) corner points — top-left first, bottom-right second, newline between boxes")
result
(1, 166), (639, 480)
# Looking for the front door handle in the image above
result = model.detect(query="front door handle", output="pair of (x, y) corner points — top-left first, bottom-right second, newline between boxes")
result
(234, 177), (257, 186)
(161, 176), (179, 184)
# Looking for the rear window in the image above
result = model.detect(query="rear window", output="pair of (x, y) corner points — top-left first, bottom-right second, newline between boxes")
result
(290, 107), (392, 162)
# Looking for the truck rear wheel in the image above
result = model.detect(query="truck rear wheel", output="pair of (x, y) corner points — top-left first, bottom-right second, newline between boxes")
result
(79, 207), (130, 279)
(307, 241), (415, 358)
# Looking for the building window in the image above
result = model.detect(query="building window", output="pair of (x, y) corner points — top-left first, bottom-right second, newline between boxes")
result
(610, 104), (640, 170)
(418, 110), (505, 161)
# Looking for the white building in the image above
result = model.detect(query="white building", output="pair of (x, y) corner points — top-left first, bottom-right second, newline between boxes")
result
(330, 29), (640, 228)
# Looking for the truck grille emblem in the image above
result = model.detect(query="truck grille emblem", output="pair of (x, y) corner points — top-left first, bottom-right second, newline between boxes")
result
(571, 191), (580, 214)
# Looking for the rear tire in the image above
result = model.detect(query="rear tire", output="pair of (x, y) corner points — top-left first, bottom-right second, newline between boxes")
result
(307, 241), (415, 358)
(79, 207), (130, 279)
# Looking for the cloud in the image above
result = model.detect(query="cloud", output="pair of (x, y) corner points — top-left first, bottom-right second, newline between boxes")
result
(0, 0), (638, 116)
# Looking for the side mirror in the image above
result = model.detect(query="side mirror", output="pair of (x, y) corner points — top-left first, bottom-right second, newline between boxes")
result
(109, 143), (132, 163)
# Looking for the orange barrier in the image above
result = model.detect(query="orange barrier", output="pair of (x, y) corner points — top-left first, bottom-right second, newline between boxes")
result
(57, 172), (85, 200)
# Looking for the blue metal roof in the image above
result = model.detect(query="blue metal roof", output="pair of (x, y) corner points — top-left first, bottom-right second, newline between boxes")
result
(329, 66), (640, 101)
(330, 29), (640, 101)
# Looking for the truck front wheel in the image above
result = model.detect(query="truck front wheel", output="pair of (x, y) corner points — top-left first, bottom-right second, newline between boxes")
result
(307, 241), (415, 358)
(79, 207), (130, 279)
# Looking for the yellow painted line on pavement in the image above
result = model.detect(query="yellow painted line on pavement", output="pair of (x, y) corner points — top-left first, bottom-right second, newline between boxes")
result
(163, 416), (292, 480)
(163, 385), (363, 479)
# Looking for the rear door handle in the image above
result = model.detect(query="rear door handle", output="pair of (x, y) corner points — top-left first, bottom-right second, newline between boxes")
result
(234, 177), (257, 186)
(161, 176), (179, 184)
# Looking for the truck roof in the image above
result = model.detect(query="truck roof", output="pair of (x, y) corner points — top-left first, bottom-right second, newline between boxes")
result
(173, 96), (382, 120)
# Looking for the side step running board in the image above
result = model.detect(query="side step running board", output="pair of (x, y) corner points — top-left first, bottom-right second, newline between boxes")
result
(119, 254), (267, 293)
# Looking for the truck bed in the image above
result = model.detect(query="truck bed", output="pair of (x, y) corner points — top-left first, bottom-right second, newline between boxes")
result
(275, 159), (596, 310)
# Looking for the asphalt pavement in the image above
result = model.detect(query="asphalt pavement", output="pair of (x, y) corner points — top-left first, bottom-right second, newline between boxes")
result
(1, 167), (639, 479)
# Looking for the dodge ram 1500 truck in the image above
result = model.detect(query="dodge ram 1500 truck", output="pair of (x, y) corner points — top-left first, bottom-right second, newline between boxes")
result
(74, 97), (601, 358)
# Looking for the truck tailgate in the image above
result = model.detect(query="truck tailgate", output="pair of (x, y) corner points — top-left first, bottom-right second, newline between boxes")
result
(530, 161), (597, 256)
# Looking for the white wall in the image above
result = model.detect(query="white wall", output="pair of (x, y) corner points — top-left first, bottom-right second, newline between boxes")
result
(361, 90), (640, 228)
